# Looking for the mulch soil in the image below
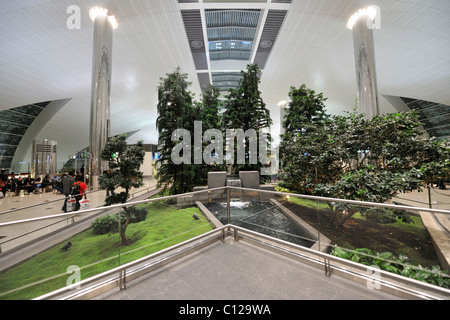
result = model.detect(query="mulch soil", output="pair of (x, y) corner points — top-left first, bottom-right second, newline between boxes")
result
(279, 199), (441, 268)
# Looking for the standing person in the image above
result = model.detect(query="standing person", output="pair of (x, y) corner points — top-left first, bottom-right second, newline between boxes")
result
(9, 172), (17, 195)
(105, 169), (115, 198)
(72, 176), (88, 211)
(61, 172), (75, 212)
(0, 169), (8, 197)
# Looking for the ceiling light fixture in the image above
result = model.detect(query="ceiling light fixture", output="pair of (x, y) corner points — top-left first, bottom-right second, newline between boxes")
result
(89, 6), (119, 29)
(346, 6), (377, 30)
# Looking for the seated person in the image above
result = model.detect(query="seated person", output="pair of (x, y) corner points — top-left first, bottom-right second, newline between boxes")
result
(41, 174), (51, 192)
(14, 176), (24, 195)
(23, 175), (36, 194)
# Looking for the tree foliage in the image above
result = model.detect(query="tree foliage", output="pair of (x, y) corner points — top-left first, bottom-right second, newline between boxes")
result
(282, 84), (328, 138)
(155, 65), (274, 194)
(199, 84), (227, 173)
(280, 88), (449, 226)
(155, 67), (204, 195)
(222, 63), (273, 175)
(98, 134), (145, 244)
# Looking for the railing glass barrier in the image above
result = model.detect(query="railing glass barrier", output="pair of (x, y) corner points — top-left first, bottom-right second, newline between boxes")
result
(0, 186), (449, 300)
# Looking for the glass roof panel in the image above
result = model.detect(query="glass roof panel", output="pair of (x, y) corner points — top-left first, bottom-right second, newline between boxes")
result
(0, 101), (51, 171)
(0, 146), (17, 157)
(0, 122), (28, 135)
(400, 97), (450, 139)
(0, 134), (22, 146)
(205, 9), (260, 62)
(0, 110), (35, 126)
(212, 72), (243, 92)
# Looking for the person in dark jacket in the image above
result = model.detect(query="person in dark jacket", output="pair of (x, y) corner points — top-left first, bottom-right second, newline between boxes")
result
(0, 169), (8, 197)
(61, 172), (75, 212)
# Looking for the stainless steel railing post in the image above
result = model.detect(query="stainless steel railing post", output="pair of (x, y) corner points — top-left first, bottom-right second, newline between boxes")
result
(226, 187), (230, 224)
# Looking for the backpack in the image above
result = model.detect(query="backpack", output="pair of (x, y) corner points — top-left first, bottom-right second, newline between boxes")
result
(72, 182), (81, 195)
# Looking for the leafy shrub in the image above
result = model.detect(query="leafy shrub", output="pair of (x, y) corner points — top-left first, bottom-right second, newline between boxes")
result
(92, 214), (119, 235)
(92, 206), (148, 235)
(331, 247), (450, 289)
(118, 206), (148, 224)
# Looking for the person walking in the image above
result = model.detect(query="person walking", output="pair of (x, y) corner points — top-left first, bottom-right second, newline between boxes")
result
(61, 172), (75, 212)
(72, 175), (88, 211)
(105, 169), (115, 198)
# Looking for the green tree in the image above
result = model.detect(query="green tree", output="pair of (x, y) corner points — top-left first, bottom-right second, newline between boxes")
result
(281, 84), (328, 139)
(199, 85), (226, 176)
(280, 104), (449, 227)
(155, 67), (201, 195)
(98, 134), (145, 244)
(222, 64), (273, 175)
(280, 84), (331, 191)
(201, 84), (222, 130)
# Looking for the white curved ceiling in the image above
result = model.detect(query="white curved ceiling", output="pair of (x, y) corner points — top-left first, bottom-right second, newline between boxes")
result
(0, 0), (449, 165)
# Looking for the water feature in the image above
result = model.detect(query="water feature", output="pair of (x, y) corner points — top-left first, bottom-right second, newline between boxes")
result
(203, 200), (316, 248)
(226, 177), (242, 187)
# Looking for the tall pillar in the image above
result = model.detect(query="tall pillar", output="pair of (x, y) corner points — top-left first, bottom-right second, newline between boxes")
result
(88, 7), (118, 189)
(347, 7), (380, 118)
(31, 139), (57, 178)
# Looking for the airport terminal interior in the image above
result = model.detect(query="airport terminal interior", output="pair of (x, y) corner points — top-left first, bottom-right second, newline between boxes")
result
(0, 0), (449, 302)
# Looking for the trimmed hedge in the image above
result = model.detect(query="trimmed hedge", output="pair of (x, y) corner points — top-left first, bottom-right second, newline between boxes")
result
(92, 206), (148, 235)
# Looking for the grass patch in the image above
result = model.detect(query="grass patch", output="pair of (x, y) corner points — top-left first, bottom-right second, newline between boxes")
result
(0, 201), (214, 300)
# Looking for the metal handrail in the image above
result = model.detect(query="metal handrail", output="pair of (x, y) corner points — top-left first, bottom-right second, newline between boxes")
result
(34, 224), (450, 300)
(34, 226), (227, 300)
(2, 186), (450, 228)
(0, 185), (158, 252)
(228, 186), (450, 215)
(1, 186), (449, 300)
(0, 182), (157, 216)
(0, 188), (104, 216)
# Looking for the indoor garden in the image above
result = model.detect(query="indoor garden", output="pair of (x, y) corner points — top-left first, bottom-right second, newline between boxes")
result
(0, 64), (449, 299)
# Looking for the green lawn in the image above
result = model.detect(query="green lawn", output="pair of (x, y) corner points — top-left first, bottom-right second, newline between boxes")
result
(0, 201), (214, 300)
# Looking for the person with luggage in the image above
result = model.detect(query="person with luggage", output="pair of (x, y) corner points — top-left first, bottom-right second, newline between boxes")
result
(72, 175), (88, 211)
(61, 172), (75, 212)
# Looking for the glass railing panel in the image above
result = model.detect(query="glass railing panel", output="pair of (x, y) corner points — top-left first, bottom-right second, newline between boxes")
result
(1, 186), (449, 299)
(267, 188), (450, 290)
(112, 191), (215, 266)
(0, 202), (128, 300)
(274, 192), (330, 251)
(0, 189), (217, 300)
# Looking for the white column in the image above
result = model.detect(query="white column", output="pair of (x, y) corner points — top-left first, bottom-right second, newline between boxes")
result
(348, 7), (380, 118)
(88, 7), (118, 189)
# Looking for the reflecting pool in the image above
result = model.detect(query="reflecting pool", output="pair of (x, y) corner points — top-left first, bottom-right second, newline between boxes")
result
(203, 200), (315, 248)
